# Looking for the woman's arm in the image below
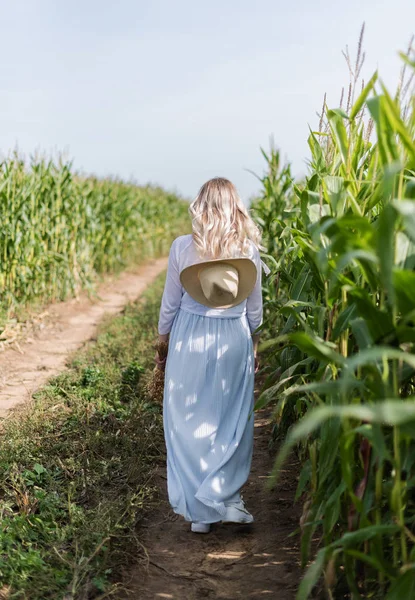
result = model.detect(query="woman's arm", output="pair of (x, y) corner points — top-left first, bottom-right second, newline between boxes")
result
(246, 247), (263, 374)
(156, 239), (183, 366)
(246, 248), (263, 352)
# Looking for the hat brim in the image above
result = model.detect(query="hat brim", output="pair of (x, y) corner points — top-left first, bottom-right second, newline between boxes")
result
(179, 258), (257, 309)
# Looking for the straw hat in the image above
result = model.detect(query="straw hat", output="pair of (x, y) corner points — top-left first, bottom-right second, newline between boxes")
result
(179, 257), (257, 309)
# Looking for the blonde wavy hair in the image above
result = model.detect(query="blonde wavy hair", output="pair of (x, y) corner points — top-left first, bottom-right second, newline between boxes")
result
(189, 177), (264, 259)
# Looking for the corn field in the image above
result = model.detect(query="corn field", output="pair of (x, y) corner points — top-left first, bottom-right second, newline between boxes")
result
(251, 50), (415, 598)
(0, 153), (189, 325)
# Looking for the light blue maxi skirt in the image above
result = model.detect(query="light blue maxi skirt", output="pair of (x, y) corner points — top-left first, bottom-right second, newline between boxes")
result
(163, 306), (255, 524)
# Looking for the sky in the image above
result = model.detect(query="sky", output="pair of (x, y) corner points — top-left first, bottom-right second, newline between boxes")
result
(0, 1), (414, 205)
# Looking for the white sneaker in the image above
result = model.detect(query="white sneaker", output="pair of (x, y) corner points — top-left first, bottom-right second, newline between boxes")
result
(222, 500), (254, 524)
(191, 522), (211, 533)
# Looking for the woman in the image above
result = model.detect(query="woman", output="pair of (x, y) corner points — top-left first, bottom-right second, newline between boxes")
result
(155, 177), (268, 534)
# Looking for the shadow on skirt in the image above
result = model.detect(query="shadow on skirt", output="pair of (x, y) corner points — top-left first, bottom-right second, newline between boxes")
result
(163, 307), (255, 524)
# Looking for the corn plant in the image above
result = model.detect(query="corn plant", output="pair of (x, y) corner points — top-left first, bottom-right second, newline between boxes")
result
(0, 153), (189, 328)
(251, 49), (415, 599)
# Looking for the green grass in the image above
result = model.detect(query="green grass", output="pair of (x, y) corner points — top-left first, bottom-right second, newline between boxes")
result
(0, 271), (167, 599)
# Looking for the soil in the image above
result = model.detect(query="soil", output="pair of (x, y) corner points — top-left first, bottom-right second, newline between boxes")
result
(0, 257), (168, 419)
(117, 393), (302, 599)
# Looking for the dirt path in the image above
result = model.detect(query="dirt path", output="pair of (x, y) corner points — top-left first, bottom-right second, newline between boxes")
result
(0, 257), (168, 419)
(118, 388), (302, 599)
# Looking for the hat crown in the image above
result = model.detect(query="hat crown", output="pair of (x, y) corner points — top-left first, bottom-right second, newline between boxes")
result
(198, 263), (239, 304)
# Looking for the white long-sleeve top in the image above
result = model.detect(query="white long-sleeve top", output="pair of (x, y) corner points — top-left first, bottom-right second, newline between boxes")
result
(158, 234), (269, 335)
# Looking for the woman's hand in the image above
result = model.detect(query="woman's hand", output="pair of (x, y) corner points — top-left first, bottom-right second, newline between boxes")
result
(155, 351), (167, 372)
(254, 353), (259, 374)
(155, 333), (169, 371)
